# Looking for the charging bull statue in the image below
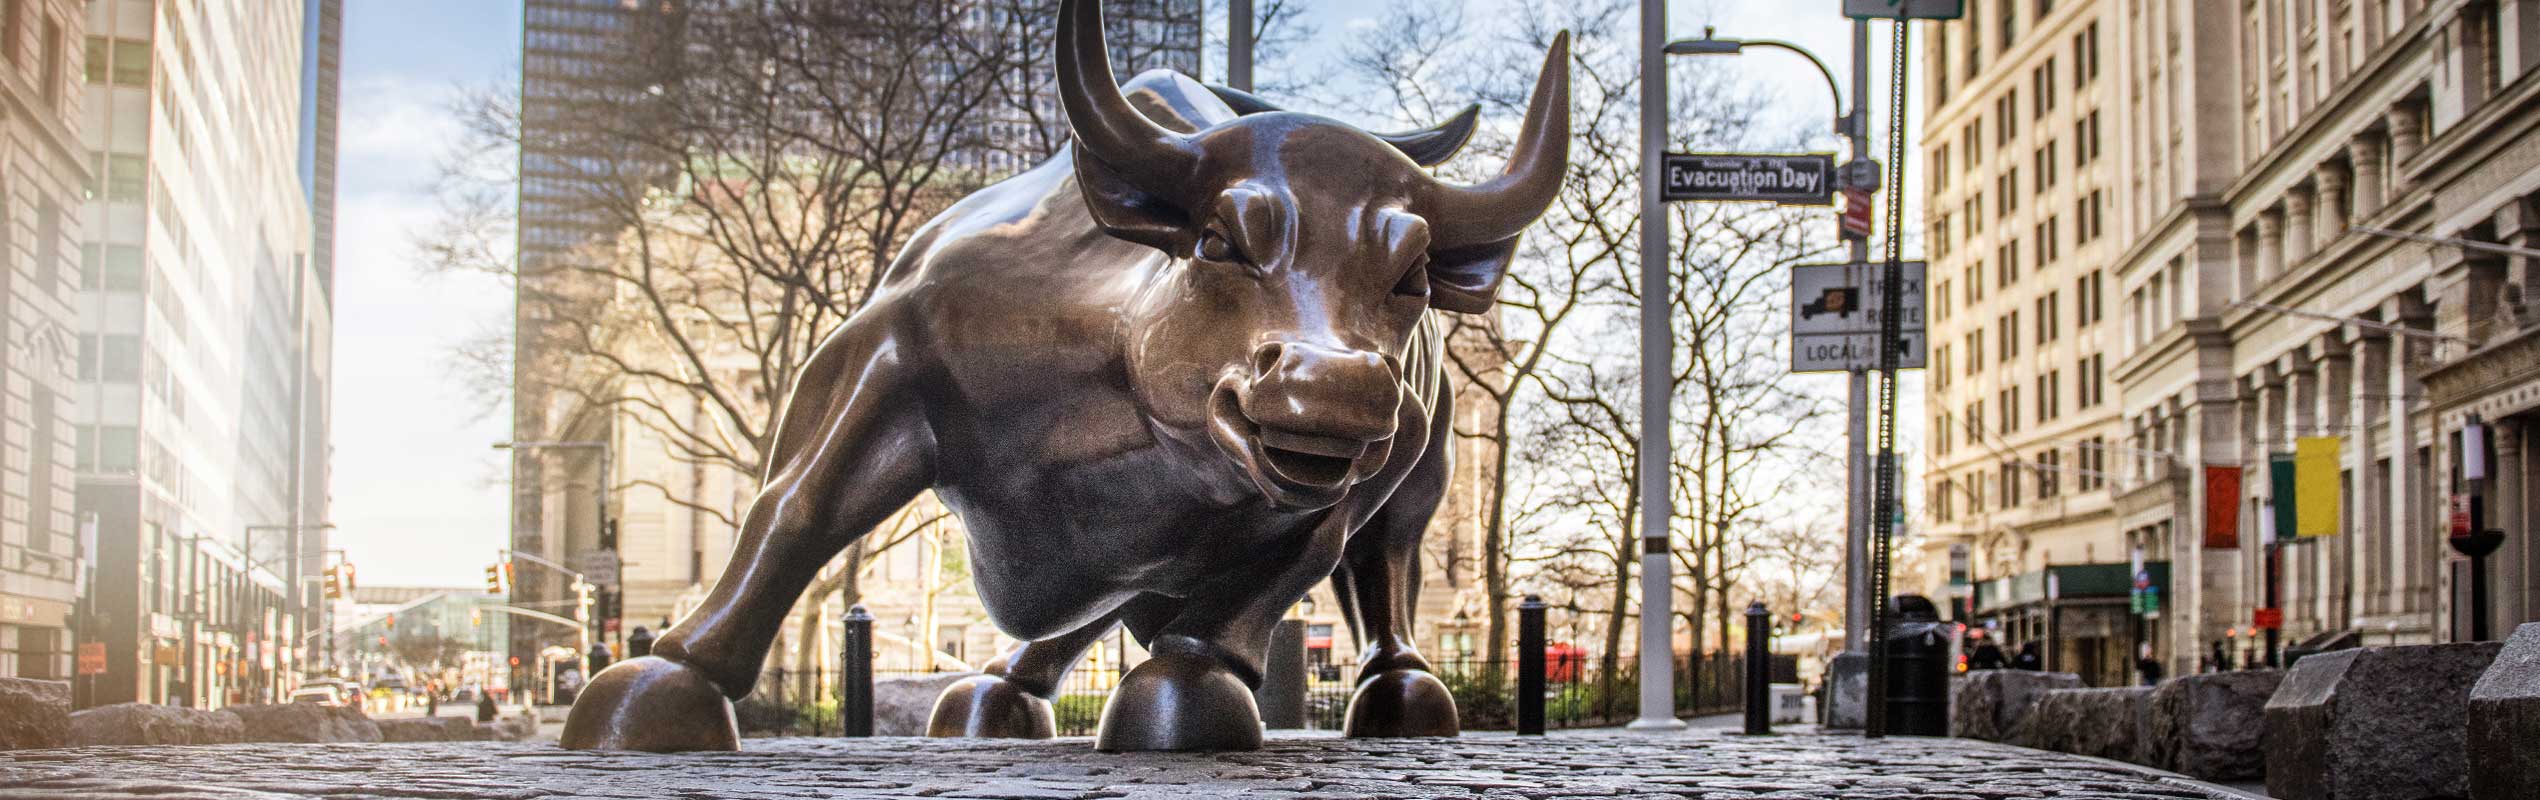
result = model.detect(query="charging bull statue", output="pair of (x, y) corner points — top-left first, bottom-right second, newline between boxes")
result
(560, 0), (1569, 752)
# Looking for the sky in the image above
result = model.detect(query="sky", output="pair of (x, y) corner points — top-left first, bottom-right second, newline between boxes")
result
(326, 0), (1927, 588)
(331, 2), (522, 588)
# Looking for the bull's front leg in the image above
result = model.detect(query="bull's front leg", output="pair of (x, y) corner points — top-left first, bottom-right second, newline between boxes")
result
(1092, 519), (1346, 752)
(1331, 394), (1458, 737)
(560, 318), (935, 752)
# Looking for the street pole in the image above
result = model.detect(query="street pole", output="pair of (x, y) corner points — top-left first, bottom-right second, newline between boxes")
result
(1227, 0), (1252, 92)
(1629, 0), (1683, 732)
(1842, 17), (1872, 660)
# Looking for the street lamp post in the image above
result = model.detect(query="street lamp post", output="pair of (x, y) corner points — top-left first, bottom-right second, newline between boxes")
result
(1627, 0), (1681, 732)
(1648, 14), (1866, 733)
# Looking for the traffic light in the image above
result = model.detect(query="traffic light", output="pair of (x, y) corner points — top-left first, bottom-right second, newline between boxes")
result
(341, 562), (357, 594)
(485, 561), (511, 595)
(385, 613), (396, 630)
(600, 518), (619, 550)
(322, 567), (343, 600)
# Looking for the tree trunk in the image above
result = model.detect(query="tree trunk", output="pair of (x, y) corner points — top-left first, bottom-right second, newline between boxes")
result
(1483, 399), (1515, 671)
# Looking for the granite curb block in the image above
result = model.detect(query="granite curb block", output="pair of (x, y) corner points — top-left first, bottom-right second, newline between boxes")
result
(2264, 642), (2502, 800)
(1948, 669), (2082, 741)
(2143, 669), (2281, 782)
(0, 678), (68, 750)
(2469, 622), (2540, 799)
(2006, 685), (2151, 761)
(0, 730), (2263, 799)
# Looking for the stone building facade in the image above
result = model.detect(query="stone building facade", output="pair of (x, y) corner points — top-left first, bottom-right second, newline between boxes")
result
(2097, 0), (2540, 675)
(1917, 0), (2139, 686)
(0, 0), (87, 684)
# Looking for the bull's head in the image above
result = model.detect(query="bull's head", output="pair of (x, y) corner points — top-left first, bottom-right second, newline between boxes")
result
(1060, 0), (1568, 510)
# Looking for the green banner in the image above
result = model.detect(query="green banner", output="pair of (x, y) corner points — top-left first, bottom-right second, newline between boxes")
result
(2270, 453), (2298, 542)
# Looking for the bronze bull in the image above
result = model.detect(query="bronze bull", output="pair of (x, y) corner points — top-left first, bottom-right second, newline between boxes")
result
(560, 0), (1570, 752)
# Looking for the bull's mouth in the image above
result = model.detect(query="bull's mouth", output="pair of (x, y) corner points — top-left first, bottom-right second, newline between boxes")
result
(1206, 380), (1375, 508)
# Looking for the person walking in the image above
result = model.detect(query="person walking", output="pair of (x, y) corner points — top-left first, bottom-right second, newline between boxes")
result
(2011, 642), (2043, 670)
(1969, 640), (2007, 670)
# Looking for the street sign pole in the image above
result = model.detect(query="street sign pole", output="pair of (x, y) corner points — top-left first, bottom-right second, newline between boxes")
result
(1628, 0), (1683, 732)
(1843, 8), (1873, 672)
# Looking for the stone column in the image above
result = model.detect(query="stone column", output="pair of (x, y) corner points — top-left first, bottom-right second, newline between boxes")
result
(2316, 165), (2350, 249)
(2349, 135), (2388, 221)
(2289, 356), (2321, 632)
(2351, 334), (2391, 614)
(2497, 419), (2527, 633)
(2498, 201), (2540, 326)
(2287, 189), (2317, 267)
(2387, 296), (2435, 623)
(2259, 209), (2287, 283)
(2389, 105), (2425, 182)
(2315, 342), (2354, 630)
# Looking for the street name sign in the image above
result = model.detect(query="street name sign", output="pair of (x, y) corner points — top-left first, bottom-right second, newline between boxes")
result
(1662, 153), (1836, 205)
(1843, 0), (1967, 19)
(1790, 260), (1926, 373)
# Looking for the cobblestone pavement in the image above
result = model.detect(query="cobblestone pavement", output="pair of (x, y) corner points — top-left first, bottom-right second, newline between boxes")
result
(0, 731), (2257, 799)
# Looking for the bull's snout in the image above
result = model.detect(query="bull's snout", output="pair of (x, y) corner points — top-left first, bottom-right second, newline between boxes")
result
(1238, 341), (1402, 451)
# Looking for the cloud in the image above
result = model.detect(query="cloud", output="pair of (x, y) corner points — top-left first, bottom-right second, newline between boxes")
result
(1346, 17), (1378, 30)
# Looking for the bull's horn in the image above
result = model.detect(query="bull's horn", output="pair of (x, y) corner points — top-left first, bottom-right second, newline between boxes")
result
(1058, 0), (1196, 191)
(1205, 85), (1480, 167)
(1426, 32), (1571, 246)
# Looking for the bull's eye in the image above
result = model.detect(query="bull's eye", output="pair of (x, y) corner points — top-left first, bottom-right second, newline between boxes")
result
(1194, 230), (1241, 263)
(1392, 256), (1431, 298)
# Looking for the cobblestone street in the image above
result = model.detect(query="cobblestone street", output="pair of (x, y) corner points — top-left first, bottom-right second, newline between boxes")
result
(0, 731), (2257, 799)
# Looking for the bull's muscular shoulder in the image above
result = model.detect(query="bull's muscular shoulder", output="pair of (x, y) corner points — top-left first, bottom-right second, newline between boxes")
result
(872, 71), (1233, 392)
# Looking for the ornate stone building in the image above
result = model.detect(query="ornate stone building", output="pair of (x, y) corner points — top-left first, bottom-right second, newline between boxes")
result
(2101, 0), (2540, 675)
(1916, 0), (2139, 686)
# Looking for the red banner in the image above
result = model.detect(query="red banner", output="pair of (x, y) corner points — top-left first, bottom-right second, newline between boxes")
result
(2253, 608), (2284, 630)
(76, 642), (106, 676)
(2204, 466), (2242, 549)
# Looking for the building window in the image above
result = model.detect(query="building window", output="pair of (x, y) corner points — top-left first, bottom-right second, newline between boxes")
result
(1999, 0), (2018, 52)
(111, 38), (148, 86)
(2032, 57), (2055, 119)
(107, 155), (144, 202)
(39, 15), (59, 106)
(35, 198), (58, 297)
(2038, 447), (2061, 497)
(2037, 291), (2059, 344)
(1, 0), (21, 68)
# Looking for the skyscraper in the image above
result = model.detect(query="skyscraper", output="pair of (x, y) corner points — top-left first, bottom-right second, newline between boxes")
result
(73, 0), (338, 708)
(0, 0), (89, 685)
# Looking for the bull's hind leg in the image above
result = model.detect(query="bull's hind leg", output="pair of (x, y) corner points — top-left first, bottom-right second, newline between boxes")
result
(1334, 394), (1458, 737)
(1095, 537), (1344, 752)
(927, 608), (1132, 738)
(561, 318), (933, 752)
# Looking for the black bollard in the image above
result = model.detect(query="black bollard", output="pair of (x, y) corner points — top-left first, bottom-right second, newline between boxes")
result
(626, 626), (655, 659)
(1744, 602), (1770, 735)
(1517, 595), (1546, 736)
(840, 604), (874, 737)
(586, 641), (612, 677)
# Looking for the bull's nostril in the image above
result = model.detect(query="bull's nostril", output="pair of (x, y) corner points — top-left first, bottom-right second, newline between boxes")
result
(1252, 342), (1285, 378)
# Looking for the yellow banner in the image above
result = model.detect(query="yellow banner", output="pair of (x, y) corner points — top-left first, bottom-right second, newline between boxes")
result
(2295, 437), (2341, 536)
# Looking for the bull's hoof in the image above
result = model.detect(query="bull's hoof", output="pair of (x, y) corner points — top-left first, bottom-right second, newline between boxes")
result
(559, 656), (739, 752)
(927, 674), (1055, 738)
(1094, 651), (1263, 752)
(1343, 668), (1460, 737)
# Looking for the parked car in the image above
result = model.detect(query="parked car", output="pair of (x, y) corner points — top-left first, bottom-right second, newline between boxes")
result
(288, 685), (348, 706)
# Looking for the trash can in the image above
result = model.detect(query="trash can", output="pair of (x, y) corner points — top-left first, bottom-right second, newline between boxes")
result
(1883, 594), (1951, 736)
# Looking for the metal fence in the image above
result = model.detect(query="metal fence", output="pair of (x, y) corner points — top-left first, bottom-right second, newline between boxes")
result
(737, 650), (1796, 737)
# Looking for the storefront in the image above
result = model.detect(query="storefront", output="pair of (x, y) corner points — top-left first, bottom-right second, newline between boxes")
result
(1970, 562), (2171, 687)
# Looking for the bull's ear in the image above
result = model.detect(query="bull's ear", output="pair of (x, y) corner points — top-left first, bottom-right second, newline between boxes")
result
(1073, 147), (1198, 253)
(1426, 234), (1520, 314)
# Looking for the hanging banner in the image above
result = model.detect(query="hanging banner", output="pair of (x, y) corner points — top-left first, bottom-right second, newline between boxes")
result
(2268, 453), (2298, 542)
(2295, 437), (2342, 537)
(2204, 466), (2242, 549)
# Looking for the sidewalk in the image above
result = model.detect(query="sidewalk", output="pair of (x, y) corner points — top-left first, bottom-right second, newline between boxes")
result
(0, 727), (2261, 798)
